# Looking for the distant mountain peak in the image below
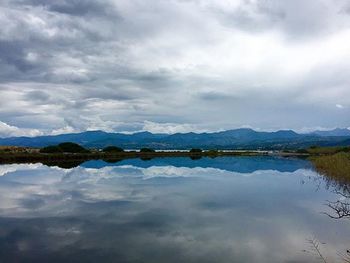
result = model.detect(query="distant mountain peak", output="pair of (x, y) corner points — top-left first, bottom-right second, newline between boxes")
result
(274, 129), (298, 135)
(333, 128), (350, 131)
(83, 130), (108, 134)
(0, 128), (349, 149)
(312, 128), (350, 137)
(134, 131), (153, 135)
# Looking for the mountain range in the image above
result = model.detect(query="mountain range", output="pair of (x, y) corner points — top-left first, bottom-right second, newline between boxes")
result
(1, 128), (350, 150)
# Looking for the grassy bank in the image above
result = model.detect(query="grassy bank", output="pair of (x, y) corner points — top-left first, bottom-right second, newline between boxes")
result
(305, 145), (350, 155)
(310, 152), (350, 184)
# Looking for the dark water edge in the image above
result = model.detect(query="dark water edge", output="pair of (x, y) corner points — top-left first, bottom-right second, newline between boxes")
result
(0, 150), (308, 166)
(0, 156), (349, 263)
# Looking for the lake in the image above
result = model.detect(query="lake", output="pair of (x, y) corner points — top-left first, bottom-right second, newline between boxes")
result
(0, 156), (349, 262)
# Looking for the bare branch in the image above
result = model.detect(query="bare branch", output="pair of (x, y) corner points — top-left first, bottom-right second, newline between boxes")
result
(307, 238), (328, 263)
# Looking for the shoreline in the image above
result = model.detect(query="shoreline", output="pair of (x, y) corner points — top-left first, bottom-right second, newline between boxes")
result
(0, 150), (309, 165)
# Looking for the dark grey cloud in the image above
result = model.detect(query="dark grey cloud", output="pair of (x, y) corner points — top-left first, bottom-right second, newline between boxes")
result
(25, 0), (116, 17)
(198, 91), (239, 101)
(0, 41), (34, 72)
(0, 0), (349, 136)
(24, 90), (50, 103)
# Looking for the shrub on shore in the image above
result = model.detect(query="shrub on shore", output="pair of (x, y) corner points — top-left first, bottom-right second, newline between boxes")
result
(296, 148), (308, 154)
(103, 146), (124, 153)
(189, 148), (202, 153)
(140, 148), (156, 153)
(40, 145), (63, 153)
(40, 142), (89, 153)
(58, 142), (89, 153)
(207, 149), (219, 157)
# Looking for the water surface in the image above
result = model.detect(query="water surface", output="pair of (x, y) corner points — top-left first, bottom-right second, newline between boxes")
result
(0, 157), (349, 262)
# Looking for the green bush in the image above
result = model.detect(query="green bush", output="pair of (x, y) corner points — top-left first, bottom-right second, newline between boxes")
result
(189, 148), (202, 153)
(40, 142), (89, 153)
(58, 142), (89, 153)
(103, 146), (124, 153)
(207, 149), (219, 156)
(140, 148), (155, 153)
(40, 145), (63, 153)
(296, 148), (308, 153)
(339, 146), (350, 153)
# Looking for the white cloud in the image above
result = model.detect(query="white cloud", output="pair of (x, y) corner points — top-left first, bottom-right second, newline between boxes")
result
(50, 126), (79, 135)
(336, 104), (344, 109)
(142, 121), (207, 134)
(0, 121), (43, 138)
(0, 162), (321, 217)
(0, 163), (43, 176)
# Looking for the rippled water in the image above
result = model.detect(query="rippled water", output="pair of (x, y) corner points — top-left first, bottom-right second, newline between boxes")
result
(0, 157), (349, 262)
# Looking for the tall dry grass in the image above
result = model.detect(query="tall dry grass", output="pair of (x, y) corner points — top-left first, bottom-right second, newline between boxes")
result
(311, 152), (350, 184)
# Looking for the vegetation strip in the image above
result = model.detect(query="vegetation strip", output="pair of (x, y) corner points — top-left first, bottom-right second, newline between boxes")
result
(0, 150), (271, 164)
(1, 143), (350, 185)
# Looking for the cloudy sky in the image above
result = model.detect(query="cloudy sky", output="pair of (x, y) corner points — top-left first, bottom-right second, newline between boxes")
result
(0, 0), (350, 137)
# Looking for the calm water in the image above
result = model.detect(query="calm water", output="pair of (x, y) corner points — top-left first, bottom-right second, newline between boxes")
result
(0, 157), (349, 263)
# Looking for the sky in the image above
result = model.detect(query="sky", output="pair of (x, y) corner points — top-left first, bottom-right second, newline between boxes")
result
(0, 0), (350, 137)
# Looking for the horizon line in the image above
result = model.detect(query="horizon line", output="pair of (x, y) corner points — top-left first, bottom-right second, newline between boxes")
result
(1, 127), (350, 139)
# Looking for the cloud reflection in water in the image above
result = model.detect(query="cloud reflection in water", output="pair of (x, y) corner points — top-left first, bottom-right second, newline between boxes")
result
(0, 157), (348, 263)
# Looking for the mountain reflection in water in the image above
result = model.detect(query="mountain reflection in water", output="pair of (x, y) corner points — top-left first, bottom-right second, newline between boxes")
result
(0, 157), (349, 263)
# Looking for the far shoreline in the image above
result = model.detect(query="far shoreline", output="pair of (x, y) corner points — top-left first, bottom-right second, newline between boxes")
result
(0, 150), (309, 166)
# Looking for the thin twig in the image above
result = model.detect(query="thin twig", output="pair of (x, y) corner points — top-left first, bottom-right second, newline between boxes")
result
(307, 238), (327, 263)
